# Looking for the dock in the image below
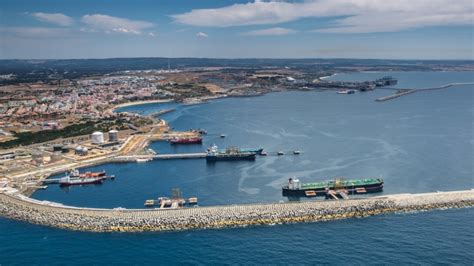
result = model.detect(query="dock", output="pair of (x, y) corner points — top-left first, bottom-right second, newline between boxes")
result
(115, 153), (207, 162)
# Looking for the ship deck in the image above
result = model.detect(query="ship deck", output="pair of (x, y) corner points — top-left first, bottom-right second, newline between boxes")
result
(301, 178), (383, 189)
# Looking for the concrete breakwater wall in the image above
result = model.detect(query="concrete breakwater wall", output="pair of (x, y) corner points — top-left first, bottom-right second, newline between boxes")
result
(0, 190), (473, 233)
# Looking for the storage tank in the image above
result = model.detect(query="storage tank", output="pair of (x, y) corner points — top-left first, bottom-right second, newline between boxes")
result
(108, 129), (118, 142)
(81, 147), (89, 155)
(91, 131), (104, 144)
(75, 146), (83, 155)
(53, 144), (62, 152)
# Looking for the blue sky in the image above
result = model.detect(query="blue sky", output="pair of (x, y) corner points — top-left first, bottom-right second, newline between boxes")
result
(0, 0), (473, 59)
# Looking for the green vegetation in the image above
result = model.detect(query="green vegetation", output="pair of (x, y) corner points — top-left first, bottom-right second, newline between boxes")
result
(0, 122), (98, 149)
(0, 117), (149, 149)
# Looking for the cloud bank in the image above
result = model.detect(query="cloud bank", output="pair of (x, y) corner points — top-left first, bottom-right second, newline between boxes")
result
(81, 14), (154, 34)
(172, 0), (474, 33)
(31, 12), (74, 26)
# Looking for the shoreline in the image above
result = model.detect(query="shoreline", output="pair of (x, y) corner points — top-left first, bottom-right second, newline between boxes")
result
(0, 188), (472, 233)
(111, 99), (174, 111)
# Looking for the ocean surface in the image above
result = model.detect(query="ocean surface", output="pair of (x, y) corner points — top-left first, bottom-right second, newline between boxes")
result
(1, 71), (473, 264)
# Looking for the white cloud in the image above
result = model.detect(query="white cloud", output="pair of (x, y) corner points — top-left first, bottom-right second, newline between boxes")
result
(196, 32), (208, 38)
(172, 0), (474, 33)
(244, 27), (296, 36)
(81, 14), (154, 34)
(31, 12), (74, 27)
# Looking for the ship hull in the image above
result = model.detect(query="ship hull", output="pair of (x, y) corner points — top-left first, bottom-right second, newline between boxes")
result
(282, 182), (383, 197)
(59, 178), (103, 187)
(170, 138), (202, 145)
(206, 154), (256, 161)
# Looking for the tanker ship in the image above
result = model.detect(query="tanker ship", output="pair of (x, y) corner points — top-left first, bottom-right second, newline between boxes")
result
(219, 147), (264, 155)
(206, 145), (256, 161)
(170, 137), (203, 144)
(59, 176), (103, 186)
(282, 177), (384, 197)
(58, 169), (114, 186)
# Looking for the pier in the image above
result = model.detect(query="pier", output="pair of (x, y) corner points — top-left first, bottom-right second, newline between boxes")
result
(376, 82), (474, 102)
(115, 153), (207, 162)
(0, 188), (472, 233)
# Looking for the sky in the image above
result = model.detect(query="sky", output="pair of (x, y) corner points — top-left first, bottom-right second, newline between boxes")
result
(0, 0), (473, 60)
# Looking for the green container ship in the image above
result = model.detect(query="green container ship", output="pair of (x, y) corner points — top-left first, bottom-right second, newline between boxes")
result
(282, 177), (384, 197)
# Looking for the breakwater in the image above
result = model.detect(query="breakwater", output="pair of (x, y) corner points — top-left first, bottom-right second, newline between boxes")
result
(0, 189), (473, 233)
(375, 82), (474, 102)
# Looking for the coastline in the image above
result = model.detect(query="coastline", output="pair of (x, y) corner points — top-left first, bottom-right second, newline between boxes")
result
(111, 99), (174, 111)
(0, 188), (472, 233)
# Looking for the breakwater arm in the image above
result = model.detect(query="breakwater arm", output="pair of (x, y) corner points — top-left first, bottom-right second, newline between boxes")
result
(376, 82), (474, 102)
(0, 189), (472, 233)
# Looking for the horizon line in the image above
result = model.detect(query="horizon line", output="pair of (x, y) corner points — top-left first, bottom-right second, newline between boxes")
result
(1, 56), (473, 62)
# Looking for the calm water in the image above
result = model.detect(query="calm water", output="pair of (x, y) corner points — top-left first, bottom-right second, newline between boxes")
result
(2, 71), (473, 264)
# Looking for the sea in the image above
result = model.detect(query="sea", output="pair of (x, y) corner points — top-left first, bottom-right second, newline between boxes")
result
(1, 71), (473, 265)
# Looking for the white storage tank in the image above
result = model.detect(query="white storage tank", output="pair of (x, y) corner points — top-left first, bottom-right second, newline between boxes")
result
(108, 129), (118, 142)
(91, 131), (104, 144)
(75, 146), (83, 155)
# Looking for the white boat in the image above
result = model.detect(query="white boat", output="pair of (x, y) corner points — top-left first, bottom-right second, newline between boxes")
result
(337, 89), (356, 94)
(136, 158), (152, 163)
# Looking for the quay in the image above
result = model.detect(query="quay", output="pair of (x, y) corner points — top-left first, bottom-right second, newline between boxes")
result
(0, 188), (472, 233)
(114, 153), (207, 162)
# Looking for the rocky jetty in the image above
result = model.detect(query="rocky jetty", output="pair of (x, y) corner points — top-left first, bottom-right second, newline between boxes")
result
(0, 189), (473, 233)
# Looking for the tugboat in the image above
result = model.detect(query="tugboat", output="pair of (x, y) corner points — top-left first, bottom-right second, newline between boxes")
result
(206, 145), (256, 161)
(282, 177), (384, 197)
(169, 137), (203, 144)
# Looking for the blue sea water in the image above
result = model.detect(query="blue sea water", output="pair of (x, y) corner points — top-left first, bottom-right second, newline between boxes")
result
(1, 71), (473, 264)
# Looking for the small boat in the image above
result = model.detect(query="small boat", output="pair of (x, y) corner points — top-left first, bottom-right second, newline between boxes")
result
(337, 89), (356, 94)
(293, 150), (301, 155)
(277, 151), (284, 156)
(260, 151), (268, 156)
(220, 134), (226, 138)
(136, 158), (152, 163)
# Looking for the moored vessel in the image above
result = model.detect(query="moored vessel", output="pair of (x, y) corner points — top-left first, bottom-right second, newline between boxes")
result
(219, 147), (264, 155)
(206, 145), (256, 161)
(59, 176), (103, 186)
(169, 137), (203, 144)
(282, 177), (384, 197)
